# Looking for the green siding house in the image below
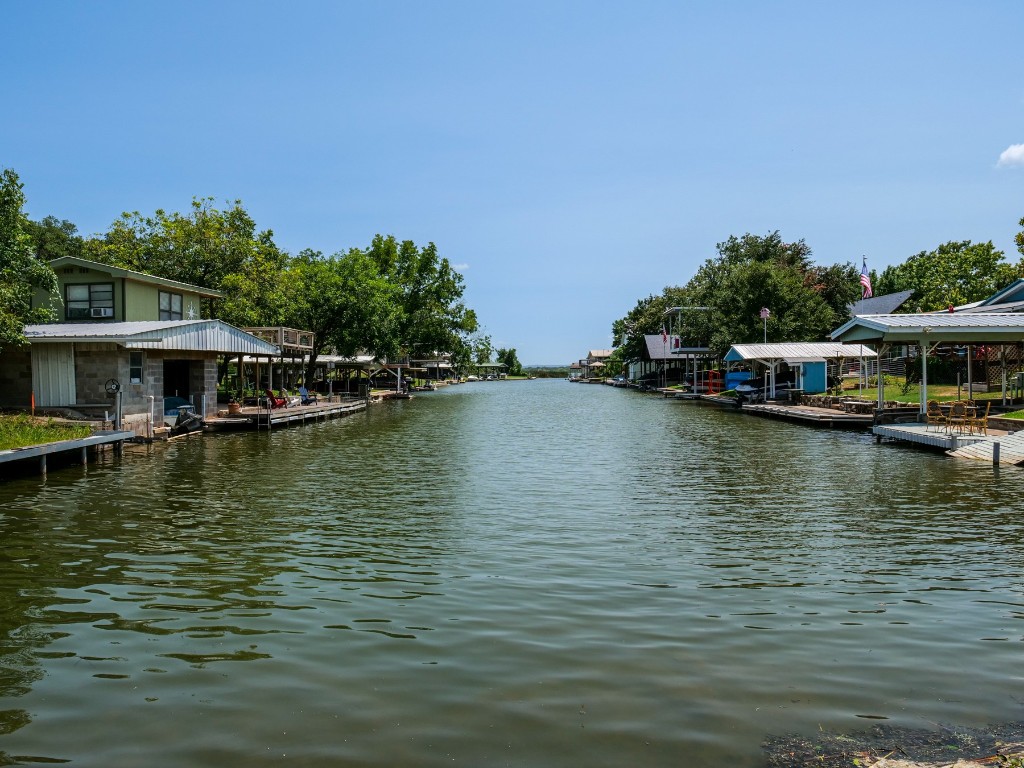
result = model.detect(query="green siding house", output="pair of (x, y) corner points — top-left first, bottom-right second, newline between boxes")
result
(36, 256), (222, 322)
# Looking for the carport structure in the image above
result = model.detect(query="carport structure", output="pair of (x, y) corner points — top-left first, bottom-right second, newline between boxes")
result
(723, 342), (876, 399)
(831, 313), (1024, 414)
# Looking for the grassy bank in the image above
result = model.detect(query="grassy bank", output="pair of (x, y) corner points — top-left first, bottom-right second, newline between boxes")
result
(0, 414), (92, 451)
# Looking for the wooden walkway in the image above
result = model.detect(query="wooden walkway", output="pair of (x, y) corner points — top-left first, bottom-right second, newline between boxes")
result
(204, 397), (367, 431)
(741, 402), (874, 428)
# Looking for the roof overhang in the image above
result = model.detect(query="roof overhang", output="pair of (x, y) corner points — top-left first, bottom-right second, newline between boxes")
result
(831, 314), (1024, 345)
(724, 342), (876, 364)
(23, 320), (279, 355)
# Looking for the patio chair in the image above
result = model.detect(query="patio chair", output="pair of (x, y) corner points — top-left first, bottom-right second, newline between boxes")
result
(925, 400), (944, 432)
(945, 400), (969, 434)
(299, 386), (318, 405)
(263, 388), (288, 409)
(968, 401), (991, 435)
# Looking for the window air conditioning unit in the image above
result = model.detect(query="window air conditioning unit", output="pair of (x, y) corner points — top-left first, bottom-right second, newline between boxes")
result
(90, 307), (114, 318)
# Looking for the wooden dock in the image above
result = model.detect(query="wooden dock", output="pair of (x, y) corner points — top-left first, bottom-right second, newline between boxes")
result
(741, 402), (874, 428)
(0, 430), (136, 475)
(204, 397), (368, 431)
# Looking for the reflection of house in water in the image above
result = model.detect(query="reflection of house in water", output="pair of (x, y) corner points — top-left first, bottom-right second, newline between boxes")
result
(0, 256), (281, 435)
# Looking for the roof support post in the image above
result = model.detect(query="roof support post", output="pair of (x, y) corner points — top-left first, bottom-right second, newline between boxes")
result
(876, 344), (889, 412)
(919, 339), (928, 415)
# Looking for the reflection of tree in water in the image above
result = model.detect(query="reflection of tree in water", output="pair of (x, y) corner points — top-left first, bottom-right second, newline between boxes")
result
(0, 430), (449, 741)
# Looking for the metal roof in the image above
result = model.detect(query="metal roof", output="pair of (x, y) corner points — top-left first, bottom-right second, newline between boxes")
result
(725, 342), (876, 363)
(848, 290), (914, 315)
(49, 256), (224, 298)
(24, 320), (279, 355)
(642, 334), (711, 361)
(832, 313), (1024, 344)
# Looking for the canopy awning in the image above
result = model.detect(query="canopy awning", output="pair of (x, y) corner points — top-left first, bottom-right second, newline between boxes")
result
(724, 342), (876, 364)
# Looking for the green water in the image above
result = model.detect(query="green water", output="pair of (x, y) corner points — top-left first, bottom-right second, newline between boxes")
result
(1, 380), (1022, 766)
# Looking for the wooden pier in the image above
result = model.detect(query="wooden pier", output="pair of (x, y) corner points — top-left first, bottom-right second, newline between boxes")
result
(740, 401), (874, 428)
(204, 397), (368, 431)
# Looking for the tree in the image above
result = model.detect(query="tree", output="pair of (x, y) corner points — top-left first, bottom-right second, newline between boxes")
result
(25, 215), (84, 261)
(218, 230), (290, 329)
(282, 248), (400, 382)
(681, 232), (857, 356)
(612, 232), (860, 361)
(496, 347), (523, 376)
(470, 333), (493, 365)
(363, 235), (478, 363)
(0, 168), (58, 351)
(873, 240), (1018, 311)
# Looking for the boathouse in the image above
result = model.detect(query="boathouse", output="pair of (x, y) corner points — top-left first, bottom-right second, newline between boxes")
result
(0, 255), (284, 435)
(0, 320), (280, 435)
(832, 313), (1024, 413)
(723, 342), (877, 397)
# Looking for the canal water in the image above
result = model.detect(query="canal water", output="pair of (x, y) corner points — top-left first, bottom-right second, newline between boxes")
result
(1, 379), (1022, 766)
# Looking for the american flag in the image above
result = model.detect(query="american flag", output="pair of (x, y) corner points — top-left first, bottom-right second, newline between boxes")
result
(860, 258), (873, 299)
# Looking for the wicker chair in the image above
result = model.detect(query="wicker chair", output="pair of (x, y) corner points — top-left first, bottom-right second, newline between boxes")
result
(945, 400), (969, 434)
(968, 401), (991, 435)
(925, 400), (945, 431)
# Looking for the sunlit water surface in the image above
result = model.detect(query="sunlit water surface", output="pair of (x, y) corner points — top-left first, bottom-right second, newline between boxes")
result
(1, 380), (1023, 766)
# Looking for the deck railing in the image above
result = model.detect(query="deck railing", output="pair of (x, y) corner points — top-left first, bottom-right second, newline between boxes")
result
(244, 327), (315, 353)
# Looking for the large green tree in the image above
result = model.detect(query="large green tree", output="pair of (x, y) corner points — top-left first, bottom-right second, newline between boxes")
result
(25, 215), (84, 261)
(873, 240), (1017, 311)
(496, 347), (523, 376)
(0, 169), (58, 351)
(283, 248), (400, 382)
(613, 232), (859, 361)
(365, 234), (478, 361)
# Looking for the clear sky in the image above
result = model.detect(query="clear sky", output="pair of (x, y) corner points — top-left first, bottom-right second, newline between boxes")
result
(5, 1), (1023, 364)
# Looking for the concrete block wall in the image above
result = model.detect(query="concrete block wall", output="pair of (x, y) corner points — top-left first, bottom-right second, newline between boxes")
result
(0, 347), (33, 409)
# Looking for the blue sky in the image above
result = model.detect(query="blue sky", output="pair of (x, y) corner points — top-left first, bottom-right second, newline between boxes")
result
(5, 1), (1023, 364)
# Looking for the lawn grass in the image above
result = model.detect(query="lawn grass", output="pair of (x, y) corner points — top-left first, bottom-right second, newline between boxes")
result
(838, 383), (1006, 404)
(0, 414), (93, 451)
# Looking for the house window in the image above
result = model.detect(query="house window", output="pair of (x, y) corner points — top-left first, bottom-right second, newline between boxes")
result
(129, 351), (144, 384)
(65, 283), (114, 320)
(159, 291), (183, 320)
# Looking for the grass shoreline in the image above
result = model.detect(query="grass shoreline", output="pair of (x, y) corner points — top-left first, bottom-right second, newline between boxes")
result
(0, 414), (93, 452)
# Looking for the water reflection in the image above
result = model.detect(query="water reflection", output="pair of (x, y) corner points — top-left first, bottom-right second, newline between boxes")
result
(1, 381), (1023, 766)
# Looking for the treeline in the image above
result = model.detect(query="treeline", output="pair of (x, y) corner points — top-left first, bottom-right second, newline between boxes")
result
(1, 168), (481, 377)
(613, 222), (1024, 363)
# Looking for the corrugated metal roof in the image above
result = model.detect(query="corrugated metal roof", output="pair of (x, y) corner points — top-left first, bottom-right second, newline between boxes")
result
(725, 342), (876, 362)
(642, 334), (711, 361)
(24, 320), (279, 355)
(831, 313), (1024, 343)
(849, 290), (914, 315)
